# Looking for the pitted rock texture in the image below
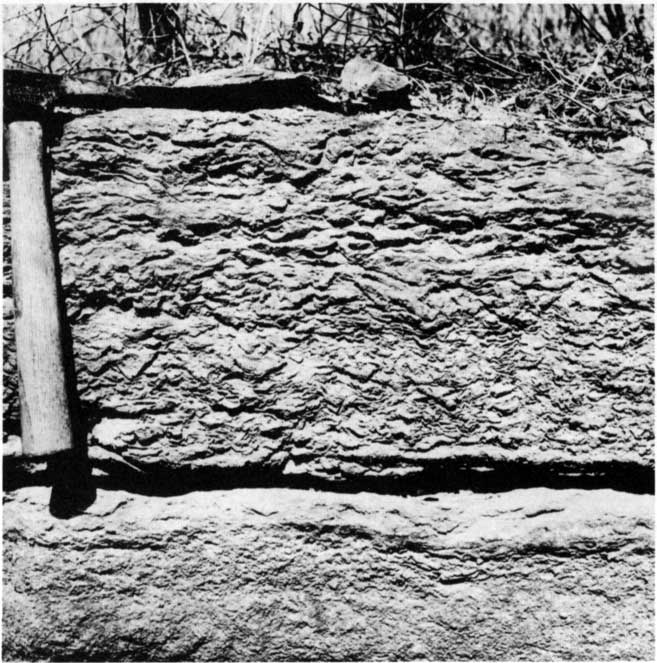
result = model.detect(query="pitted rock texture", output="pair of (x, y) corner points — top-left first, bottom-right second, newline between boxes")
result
(2, 107), (654, 484)
(2, 487), (653, 661)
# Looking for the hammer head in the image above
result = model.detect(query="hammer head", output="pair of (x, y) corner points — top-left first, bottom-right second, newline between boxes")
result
(4, 68), (135, 123)
(4, 69), (64, 122)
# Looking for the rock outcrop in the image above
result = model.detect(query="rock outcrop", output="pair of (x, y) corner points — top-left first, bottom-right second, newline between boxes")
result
(3, 106), (653, 490)
(2, 101), (653, 661)
(3, 487), (653, 661)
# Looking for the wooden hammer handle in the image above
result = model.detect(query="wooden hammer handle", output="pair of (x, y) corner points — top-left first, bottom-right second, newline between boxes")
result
(7, 121), (74, 456)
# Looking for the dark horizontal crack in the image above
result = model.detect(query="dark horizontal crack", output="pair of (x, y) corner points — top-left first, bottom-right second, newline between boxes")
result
(3, 456), (653, 501)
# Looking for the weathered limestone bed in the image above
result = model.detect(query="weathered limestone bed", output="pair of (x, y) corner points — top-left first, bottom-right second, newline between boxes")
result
(4, 487), (652, 660)
(3, 105), (653, 660)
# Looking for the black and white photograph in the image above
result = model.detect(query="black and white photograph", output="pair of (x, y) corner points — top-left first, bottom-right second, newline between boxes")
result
(1, 1), (654, 660)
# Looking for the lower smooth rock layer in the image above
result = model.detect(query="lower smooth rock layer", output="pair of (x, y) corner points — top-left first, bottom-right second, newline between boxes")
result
(3, 487), (653, 661)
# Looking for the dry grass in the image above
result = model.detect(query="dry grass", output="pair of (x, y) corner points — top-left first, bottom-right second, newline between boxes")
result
(3, 3), (653, 146)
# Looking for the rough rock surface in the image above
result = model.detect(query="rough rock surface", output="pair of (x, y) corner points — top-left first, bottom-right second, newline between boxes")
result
(3, 487), (653, 661)
(3, 107), (654, 487)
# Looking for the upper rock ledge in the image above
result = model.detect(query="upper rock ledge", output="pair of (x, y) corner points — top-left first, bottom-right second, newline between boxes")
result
(3, 106), (653, 487)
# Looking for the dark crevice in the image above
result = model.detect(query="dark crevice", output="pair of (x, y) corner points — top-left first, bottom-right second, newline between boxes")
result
(4, 456), (653, 501)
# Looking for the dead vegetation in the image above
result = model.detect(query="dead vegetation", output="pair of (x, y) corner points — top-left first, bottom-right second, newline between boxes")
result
(3, 3), (653, 148)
